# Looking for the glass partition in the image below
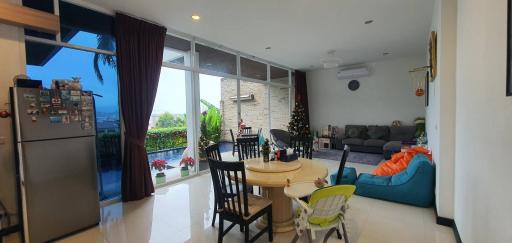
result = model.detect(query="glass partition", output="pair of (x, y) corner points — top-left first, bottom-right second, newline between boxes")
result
(241, 57), (267, 81)
(164, 35), (191, 66)
(239, 80), (270, 140)
(195, 43), (237, 75)
(270, 65), (289, 85)
(270, 85), (291, 131)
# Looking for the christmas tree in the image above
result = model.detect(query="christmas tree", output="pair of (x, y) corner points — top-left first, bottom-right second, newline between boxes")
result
(288, 102), (310, 137)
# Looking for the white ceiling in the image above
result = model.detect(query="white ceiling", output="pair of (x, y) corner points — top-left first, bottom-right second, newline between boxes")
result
(84, 0), (434, 71)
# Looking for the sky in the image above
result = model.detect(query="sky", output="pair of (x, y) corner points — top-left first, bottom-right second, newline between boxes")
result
(26, 31), (119, 113)
(26, 31), (223, 116)
(152, 71), (222, 115)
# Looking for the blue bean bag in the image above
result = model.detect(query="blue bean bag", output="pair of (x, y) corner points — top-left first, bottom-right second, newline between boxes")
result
(329, 167), (358, 185)
(355, 154), (435, 207)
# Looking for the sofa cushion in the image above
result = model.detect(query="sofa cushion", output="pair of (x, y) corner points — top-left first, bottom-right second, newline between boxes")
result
(345, 125), (368, 139)
(343, 138), (364, 146)
(357, 173), (391, 186)
(389, 126), (416, 141)
(363, 139), (387, 147)
(367, 126), (389, 140)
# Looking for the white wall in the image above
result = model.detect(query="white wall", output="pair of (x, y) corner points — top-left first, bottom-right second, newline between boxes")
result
(307, 55), (426, 132)
(426, 0), (457, 220)
(455, 0), (512, 242)
(0, 0), (26, 223)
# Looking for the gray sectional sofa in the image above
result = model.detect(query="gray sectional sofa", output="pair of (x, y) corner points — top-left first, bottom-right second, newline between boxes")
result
(338, 125), (417, 159)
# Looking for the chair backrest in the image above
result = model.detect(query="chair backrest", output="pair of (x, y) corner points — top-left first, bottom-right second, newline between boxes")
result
(308, 185), (356, 225)
(242, 127), (252, 135)
(208, 158), (250, 218)
(230, 129), (236, 143)
(206, 143), (222, 161)
(270, 129), (291, 149)
(334, 145), (350, 185)
(290, 135), (313, 159)
(236, 136), (260, 161)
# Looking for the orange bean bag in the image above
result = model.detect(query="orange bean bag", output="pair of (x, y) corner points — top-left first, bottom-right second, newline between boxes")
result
(373, 147), (432, 176)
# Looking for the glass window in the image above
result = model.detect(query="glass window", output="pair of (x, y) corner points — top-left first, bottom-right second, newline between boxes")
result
(241, 57), (267, 81)
(147, 68), (193, 184)
(239, 80), (270, 140)
(218, 78), (239, 151)
(22, 0), (56, 40)
(25, 41), (122, 201)
(163, 35), (191, 66)
(270, 66), (289, 85)
(270, 85), (291, 131)
(59, 1), (115, 52)
(195, 43), (237, 75)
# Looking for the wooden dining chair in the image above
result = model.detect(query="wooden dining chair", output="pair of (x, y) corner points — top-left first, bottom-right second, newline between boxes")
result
(290, 135), (314, 159)
(208, 158), (273, 243)
(230, 129), (238, 156)
(206, 143), (223, 227)
(236, 136), (260, 161)
(242, 126), (252, 135)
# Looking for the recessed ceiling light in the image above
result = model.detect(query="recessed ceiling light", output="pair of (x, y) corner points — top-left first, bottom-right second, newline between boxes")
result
(192, 15), (201, 21)
(364, 20), (374, 24)
(382, 52), (391, 56)
(265, 46), (271, 50)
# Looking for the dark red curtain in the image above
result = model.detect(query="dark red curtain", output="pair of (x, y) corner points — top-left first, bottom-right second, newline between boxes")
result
(295, 70), (310, 126)
(115, 13), (166, 201)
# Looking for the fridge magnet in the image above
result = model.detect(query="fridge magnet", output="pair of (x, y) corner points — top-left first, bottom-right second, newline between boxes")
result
(82, 122), (92, 130)
(58, 109), (68, 115)
(26, 109), (39, 116)
(31, 116), (37, 122)
(40, 103), (50, 108)
(70, 95), (81, 102)
(70, 90), (81, 96)
(39, 95), (50, 102)
(41, 107), (49, 114)
(60, 90), (70, 101)
(23, 93), (36, 101)
(29, 102), (37, 108)
(62, 115), (70, 124)
(51, 98), (61, 106)
(49, 116), (62, 124)
(40, 90), (50, 97)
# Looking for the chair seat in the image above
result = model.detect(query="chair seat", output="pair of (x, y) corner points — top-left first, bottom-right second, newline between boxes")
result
(329, 167), (358, 185)
(224, 194), (272, 219)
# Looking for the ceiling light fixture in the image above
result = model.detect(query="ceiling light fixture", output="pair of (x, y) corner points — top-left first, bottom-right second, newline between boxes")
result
(364, 20), (374, 24)
(382, 52), (391, 56)
(265, 46), (271, 50)
(192, 15), (201, 21)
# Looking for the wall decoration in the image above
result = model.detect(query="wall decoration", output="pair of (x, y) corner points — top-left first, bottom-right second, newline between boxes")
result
(429, 31), (437, 81)
(348, 80), (360, 91)
(507, 0), (512, 96)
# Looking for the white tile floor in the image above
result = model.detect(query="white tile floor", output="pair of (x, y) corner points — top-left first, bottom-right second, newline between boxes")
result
(5, 159), (456, 243)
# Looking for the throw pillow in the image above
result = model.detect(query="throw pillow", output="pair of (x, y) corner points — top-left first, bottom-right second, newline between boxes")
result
(367, 126), (387, 139)
(347, 128), (360, 138)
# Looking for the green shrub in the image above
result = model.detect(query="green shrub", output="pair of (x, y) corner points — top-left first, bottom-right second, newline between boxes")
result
(200, 99), (222, 143)
(145, 127), (187, 152)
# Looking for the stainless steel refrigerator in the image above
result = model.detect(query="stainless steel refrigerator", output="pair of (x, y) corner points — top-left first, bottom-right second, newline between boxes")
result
(11, 87), (100, 243)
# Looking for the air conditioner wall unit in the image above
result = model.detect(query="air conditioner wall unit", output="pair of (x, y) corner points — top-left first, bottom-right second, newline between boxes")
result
(337, 66), (370, 80)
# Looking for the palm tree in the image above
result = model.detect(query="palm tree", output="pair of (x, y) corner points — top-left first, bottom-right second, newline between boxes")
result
(93, 34), (116, 83)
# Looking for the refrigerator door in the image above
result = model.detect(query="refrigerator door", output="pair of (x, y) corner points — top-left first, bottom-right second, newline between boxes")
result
(13, 87), (96, 142)
(19, 136), (100, 243)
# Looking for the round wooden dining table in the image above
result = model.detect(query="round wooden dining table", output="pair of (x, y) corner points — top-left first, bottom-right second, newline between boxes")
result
(243, 158), (328, 233)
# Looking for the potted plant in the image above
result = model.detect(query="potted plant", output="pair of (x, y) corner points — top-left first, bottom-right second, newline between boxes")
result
(151, 159), (167, 184)
(180, 156), (195, 177)
(262, 138), (270, 162)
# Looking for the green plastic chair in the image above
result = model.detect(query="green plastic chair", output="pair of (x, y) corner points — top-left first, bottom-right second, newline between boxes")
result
(291, 185), (356, 243)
